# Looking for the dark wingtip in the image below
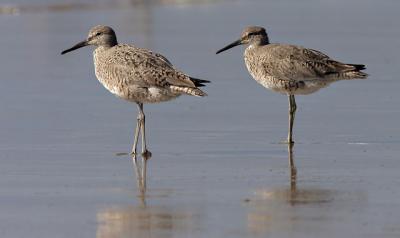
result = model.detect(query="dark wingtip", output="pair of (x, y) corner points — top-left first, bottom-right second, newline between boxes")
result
(190, 77), (211, 87)
(349, 64), (366, 71)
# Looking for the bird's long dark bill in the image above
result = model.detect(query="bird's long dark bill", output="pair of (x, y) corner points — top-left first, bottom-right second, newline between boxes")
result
(216, 39), (242, 54)
(61, 40), (88, 55)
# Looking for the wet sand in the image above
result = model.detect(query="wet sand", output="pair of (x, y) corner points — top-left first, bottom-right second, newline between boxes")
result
(0, 0), (400, 237)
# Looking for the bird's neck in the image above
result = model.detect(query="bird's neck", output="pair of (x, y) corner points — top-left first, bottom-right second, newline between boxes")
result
(247, 39), (269, 51)
(95, 42), (117, 52)
(245, 37), (269, 56)
(100, 36), (118, 48)
(94, 45), (112, 58)
(107, 38), (118, 47)
(254, 36), (269, 46)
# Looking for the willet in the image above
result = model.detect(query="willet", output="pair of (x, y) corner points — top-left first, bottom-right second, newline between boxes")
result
(216, 26), (367, 144)
(61, 25), (209, 191)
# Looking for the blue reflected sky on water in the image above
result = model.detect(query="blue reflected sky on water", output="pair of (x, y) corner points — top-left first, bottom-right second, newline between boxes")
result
(0, 1), (399, 237)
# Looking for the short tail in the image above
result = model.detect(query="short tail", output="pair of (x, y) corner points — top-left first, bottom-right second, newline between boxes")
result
(347, 71), (368, 79)
(189, 77), (210, 87)
(170, 85), (207, 97)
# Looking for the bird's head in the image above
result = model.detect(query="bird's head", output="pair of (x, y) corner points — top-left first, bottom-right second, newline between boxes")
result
(61, 25), (117, 55)
(216, 26), (269, 54)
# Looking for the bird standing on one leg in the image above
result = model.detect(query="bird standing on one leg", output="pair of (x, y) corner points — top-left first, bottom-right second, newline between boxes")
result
(62, 25), (209, 191)
(216, 26), (367, 144)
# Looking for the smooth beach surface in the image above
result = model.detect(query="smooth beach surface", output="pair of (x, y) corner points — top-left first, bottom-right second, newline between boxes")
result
(0, 0), (399, 237)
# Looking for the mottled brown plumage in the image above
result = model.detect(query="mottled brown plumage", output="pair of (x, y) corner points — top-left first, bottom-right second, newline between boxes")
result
(243, 43), (367, 95)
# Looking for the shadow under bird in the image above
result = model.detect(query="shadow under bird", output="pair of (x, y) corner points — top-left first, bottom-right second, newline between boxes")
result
(216, 26), (367, 144)
(61, 25), (209, 190)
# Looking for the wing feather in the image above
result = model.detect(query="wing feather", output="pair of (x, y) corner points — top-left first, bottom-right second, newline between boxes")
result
(255, 44), (362, 82)
(101, 44), (196, 88)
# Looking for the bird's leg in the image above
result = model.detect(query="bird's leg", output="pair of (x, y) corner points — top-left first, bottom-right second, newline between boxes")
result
(288, 95), (297, 144)
(138, 103), (152, 158)
(131, 105), (142, 156)
(138, 103), (151, 191)
(132, 104), (144, 191)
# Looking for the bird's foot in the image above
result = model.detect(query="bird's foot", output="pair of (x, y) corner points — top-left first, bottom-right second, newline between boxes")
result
(278, 140), (295, 145)
(142, 150), (152, 159)
(131, 150), (151, 159)
(130, 151), (138, 157)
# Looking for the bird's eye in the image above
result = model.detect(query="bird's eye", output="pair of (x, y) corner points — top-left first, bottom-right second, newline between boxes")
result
(96, 32), (102, 36)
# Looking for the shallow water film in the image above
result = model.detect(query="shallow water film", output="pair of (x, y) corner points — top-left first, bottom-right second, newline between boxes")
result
(0, 0), (400, 237)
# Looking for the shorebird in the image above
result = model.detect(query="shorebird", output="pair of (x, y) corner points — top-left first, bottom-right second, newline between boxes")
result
(216, 26), (367, 144)
(61, 25), (209, 190)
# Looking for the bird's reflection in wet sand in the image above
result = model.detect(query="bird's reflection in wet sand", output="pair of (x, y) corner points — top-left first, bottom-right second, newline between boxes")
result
(115, 151), (150, 197)
(246, 144), (336, 236)
(246, 188), (336, 236)
(96, 205), (199, 238)
(132, 153), (151, 197)
(288, 143), (297, 193)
